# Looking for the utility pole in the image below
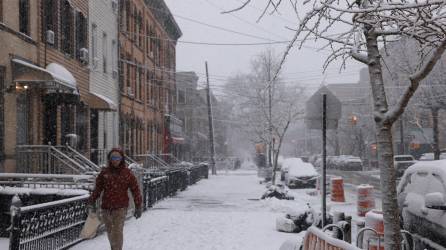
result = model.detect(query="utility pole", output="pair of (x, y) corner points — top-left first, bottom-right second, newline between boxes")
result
(205, 61), (216, 175)
(268, 53), (273, 170)
(322, 94), (327, 227)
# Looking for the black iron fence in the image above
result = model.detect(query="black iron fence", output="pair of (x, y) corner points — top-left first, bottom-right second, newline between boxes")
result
(9, 194), (90, 250)
(6, 163), (209, 250)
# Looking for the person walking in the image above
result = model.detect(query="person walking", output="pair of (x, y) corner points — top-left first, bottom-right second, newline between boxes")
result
(88, 148), (143, 250)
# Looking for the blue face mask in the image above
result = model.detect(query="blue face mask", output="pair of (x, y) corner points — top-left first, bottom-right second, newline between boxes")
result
(110, 156), (122, 161)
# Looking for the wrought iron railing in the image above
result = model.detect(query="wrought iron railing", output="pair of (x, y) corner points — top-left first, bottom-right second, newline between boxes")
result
(16, 145), (89, 174)
(133, 154), (170, 170)
(5, 164), (209, 250)
(90, 148), (108, 167)
(57, 145), (100, 172)
(142, 176), (168, 209)
(0, 173), (95, 190)
(9, 194), (90, 250)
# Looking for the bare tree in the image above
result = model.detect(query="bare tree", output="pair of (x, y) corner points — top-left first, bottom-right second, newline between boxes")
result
(382, 38), (446, 159)
(222, 49), (305, 184)
(225, 1), (446, 249)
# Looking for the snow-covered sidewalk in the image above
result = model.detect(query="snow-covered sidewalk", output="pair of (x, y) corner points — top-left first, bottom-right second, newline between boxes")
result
(71, 170), (302, 250)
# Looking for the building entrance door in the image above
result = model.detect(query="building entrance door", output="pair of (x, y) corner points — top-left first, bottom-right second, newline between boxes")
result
(16, 92), (29, 145)
(43, 96), (57, 145)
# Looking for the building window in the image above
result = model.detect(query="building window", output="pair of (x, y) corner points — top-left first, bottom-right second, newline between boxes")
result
(75, 11), (87, 60)
(136, 66), (140, 99)
(133, 6), (137, 41)
(139, 68), (143, 100)
(126, 62), (130, 88)
(112, 40), (117, 77)
(146, 22), (150, 56)
(42, 0), (58, 47)
(60, 0), (74, 55)
(19, 0), (30, 35)
(125, 1), (130, 33)
(177, 89), (186, 104)
(0, 0), (3, 22)
(91, 24), (97, 64)
(102, 32), (107, 73)
(138, 13), (143, 47)
(0, 66), (4, 160)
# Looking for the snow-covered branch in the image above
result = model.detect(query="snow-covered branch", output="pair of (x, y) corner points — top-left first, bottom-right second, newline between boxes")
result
(386, 39), (446, 123)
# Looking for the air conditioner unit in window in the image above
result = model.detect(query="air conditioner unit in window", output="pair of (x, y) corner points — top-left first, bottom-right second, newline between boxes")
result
(113, 69), (118, 79)
(127, 87), (134, 97)
(79, 48), (89, 64)
(46, 30), (55, 45)
(149, 51), (154, 58)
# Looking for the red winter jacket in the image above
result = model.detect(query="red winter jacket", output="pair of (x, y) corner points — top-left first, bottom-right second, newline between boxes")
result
(88, 165), (142, 210)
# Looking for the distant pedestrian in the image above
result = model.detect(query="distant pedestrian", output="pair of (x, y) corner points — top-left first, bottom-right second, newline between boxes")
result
(88, 148), (143, 250)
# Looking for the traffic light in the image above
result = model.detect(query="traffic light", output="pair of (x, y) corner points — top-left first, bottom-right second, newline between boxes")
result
(350, 115), (358, 125)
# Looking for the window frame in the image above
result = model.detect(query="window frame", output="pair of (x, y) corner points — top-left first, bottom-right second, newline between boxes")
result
(42, 0), (59, 48)
(0, 0), (3, 22)
(19, 0), (30, 35)
(177, 89), (186, 104)
(0, 66), (4, 161)
(102, 32), (108, 73)
(75, 11), (87, 60)
(91, 23), (98, 64)
(60, 0), (74, 56)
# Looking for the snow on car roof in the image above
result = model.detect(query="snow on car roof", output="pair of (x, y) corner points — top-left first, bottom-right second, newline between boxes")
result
(398, 159), (446, 191)
(283, 158), (318, 177)
(394, 155), (414, 159)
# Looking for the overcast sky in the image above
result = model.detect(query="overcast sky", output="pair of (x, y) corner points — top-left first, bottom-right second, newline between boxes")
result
(164, 0), (365, 94)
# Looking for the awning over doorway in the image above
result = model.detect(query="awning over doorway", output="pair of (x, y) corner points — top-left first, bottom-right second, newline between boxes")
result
(12, 59), (78, 94)
(81, 91), (117, 111)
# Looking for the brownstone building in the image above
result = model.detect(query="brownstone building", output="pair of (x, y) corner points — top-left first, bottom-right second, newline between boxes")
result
(0, 0), (102, 172)
(118, 0), (181, 157)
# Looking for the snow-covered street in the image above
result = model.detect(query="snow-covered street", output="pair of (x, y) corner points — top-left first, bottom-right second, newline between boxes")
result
(71, 170), (304, 250)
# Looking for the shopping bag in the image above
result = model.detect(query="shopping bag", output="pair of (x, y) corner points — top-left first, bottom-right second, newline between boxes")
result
(80, 211), (101, 239)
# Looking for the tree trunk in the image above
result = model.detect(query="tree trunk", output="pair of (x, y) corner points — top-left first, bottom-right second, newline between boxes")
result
(376, 124), (401, 250)
(432, 108), (440, 160)
(366, 29), (402, 250)
(271, 141), (282, 185)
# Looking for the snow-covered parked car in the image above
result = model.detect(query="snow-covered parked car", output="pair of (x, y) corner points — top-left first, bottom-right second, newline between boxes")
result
(397, 160), (446, 249)
(419, 152), (446, 161)
(340, 156), (363, 171)
(283, 158), (318, 189)
(394, 155), (416, 178)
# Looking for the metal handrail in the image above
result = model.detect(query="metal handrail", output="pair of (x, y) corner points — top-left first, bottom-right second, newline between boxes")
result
(151, 154), (171, 167)
(134, 153), (170, 169)
(51, 145), (89, 172)
(65, 144), (100, 171)
(323, 224), (345, 241)
(400, 230), (415, 250)
(356, 227), (381, 250)
(16, 145), (95, 174)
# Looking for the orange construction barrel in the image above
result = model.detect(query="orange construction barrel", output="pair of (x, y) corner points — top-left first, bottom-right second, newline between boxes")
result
(330, 177), (345, 202)
(357, 184), (375, 217)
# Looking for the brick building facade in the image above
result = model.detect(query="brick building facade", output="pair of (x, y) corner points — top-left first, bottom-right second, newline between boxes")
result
(118, 0), (181, 157)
